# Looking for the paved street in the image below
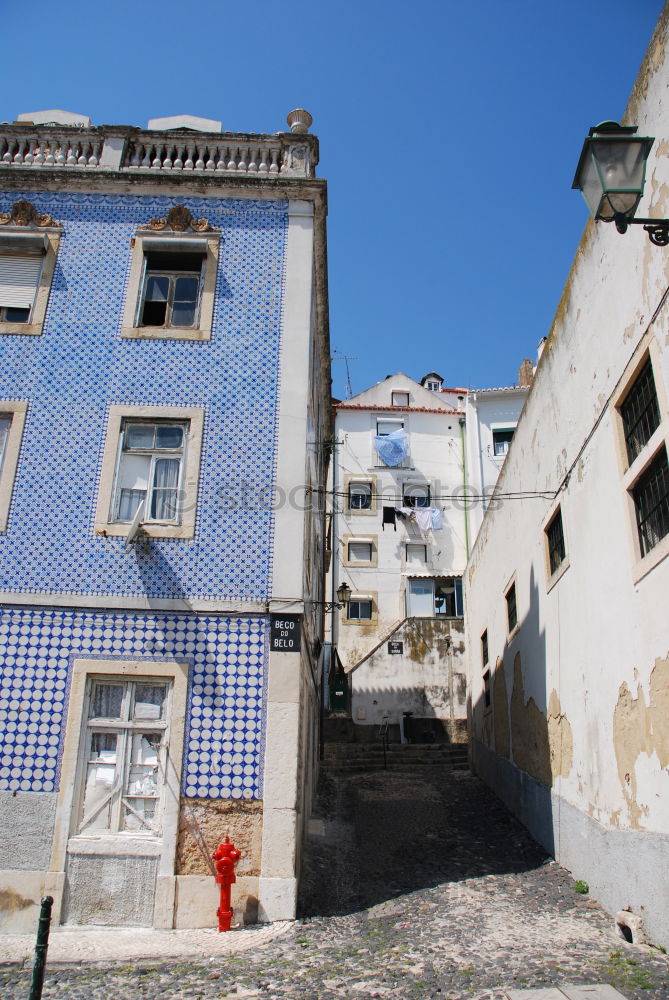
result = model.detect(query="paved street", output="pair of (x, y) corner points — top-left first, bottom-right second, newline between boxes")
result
(1, 765), (667, 999)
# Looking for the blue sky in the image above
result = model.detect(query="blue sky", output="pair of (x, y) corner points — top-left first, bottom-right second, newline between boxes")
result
(2, 0), (664, 397)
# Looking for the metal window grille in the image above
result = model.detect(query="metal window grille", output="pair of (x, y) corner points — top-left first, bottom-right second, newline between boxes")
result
(547, 509), (566, 575)
(620, 359), (661, 465)
(633, 447), (669, 557)
(506, 584), (517, 632)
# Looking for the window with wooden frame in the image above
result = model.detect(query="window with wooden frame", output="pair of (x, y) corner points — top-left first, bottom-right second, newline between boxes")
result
(78, 677), (171, 836)
(95, 405), (204, 540)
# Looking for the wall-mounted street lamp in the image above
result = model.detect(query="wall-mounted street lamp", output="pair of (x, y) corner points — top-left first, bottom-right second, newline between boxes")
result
(572, 121), (669, 246)
(309, 582), (351, 613)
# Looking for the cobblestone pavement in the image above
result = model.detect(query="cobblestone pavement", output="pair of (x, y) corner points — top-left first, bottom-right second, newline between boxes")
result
(1, 767), (667, 1000)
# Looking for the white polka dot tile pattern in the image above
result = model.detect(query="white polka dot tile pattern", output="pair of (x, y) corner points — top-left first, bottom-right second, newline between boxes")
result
(0, 607), (267, 799)
(0, 190), (287, 602)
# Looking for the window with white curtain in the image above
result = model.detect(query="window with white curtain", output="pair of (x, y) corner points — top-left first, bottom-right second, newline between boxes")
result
(78, 677), (171, 836)
(114, 421), (186, 523)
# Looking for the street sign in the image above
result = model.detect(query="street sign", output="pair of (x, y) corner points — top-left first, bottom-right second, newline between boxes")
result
(388, 640), (404, 654)
(270, 614), (302, 652)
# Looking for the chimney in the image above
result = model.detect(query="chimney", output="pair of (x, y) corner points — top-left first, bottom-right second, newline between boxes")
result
(518, 359), (534, 387)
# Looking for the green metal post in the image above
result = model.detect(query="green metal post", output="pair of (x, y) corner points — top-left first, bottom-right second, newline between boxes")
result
(29, 895), (53, 1000)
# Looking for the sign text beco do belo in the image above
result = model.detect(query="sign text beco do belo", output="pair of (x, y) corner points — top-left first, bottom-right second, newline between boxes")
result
(270, 614), (302, 652)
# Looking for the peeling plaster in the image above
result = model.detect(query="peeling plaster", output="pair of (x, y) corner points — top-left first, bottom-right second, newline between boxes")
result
(509, 653), (573, 787)
(613, 656), (669, 829)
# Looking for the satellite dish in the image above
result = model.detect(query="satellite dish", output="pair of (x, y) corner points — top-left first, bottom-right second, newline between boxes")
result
(124, 499), (146, 550)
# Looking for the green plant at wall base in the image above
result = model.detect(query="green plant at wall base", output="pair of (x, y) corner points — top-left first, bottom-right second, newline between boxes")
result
(573, 880), (589, 893)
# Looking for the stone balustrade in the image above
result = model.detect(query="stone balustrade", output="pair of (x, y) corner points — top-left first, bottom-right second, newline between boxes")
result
(0, 132), (103, 168)
(0, 126), (316, 179)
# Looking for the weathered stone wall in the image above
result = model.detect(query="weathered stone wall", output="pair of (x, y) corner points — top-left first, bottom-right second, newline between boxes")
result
(176, 799), (263, 876)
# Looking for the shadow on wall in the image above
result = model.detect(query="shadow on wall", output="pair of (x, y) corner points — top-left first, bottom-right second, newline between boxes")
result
(470, 566), (575, 857)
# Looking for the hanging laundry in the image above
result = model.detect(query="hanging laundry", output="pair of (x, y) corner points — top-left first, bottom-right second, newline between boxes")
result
(431, 508), (443, 530)
(382, 506), (397, 531)
(374, 429), (409, 467)
(414, 507), (433, 532)
(397, 506), (416, 521)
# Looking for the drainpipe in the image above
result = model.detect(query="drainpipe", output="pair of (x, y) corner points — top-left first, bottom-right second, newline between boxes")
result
(459, 417), (470, 560)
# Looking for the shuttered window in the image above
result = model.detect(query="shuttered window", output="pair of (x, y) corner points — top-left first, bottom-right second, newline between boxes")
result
(0, 254), (43, 311)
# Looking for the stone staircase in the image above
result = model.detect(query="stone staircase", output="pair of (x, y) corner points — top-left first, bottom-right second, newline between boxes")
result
(322, 740), (469, 774)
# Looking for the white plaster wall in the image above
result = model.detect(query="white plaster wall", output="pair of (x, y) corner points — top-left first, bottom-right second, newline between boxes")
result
(465, 389), (528, 541)
(465, 8), (669, 949)
(334, 375), (468, 673)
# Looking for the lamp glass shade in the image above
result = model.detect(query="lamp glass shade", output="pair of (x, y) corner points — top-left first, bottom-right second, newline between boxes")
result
(575, 134), (654, 221)
(336, 582), (351, 605)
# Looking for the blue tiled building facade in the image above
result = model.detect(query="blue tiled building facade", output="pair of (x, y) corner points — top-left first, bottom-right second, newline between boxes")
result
(0, 115), (329, 929)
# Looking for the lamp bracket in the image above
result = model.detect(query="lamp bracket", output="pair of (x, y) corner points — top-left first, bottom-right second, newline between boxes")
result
(612, 213), (669, 246)
(308, 600), (344, 611)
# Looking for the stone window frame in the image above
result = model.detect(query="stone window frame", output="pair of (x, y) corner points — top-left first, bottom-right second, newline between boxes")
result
(542, 501), (570, 592)
(94, 404), (204, 540)
(612, 335), (669, 582)
(343, 474), (377, 516)
(343, 533), (378, 568)
(504, 574), (519, 640)
(342, 590), (378, 626)
(0, 229), (60, 337)
(0, 399), (28, 532)
(121, 230), (220, 343)
(51, 657), (188, 928)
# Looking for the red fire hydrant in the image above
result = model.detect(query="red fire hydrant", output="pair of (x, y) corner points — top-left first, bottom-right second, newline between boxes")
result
(213, 837), (241, 932)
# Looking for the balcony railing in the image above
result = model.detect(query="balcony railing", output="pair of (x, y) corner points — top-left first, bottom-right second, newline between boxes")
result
(0, 133), (103, 169)
(0, 126), (317, 179)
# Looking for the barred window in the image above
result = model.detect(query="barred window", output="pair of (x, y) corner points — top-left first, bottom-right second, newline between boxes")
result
(620, 358), (660, 465)
(632, 447), (669, 557)
(546, 508), (566, 575)
(506, 583), (517, 633)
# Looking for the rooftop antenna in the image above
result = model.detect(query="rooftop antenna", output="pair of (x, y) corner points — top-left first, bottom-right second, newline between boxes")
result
(332, 350), (358, 399)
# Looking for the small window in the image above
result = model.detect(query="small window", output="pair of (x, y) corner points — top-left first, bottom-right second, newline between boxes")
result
(546, 508), (566, 575)
(78, 677), (170, 836)
(632, 447), (669, 557)
(376, 418), (404, 436)
(348, 541), (372, 563)
(0, 254), (44, 323)
(506, 583), (517, 633)
(482, 669), (491, 709)
(481, 629), (489, 668)
(493, 429), (515, 457)
(406, 543), (427, 564)
(114, 421), (186, 523)
(349, 482), (372, 511)
(348, 599), (372, 621)
(139, 251), (204, 329)
(620, 358), (661, 466)
(392, 391), (409, 407)
(403, 483), (431, 508)
(426, 381), (440, 392)
(95, 405), (204, 540)
(434, 577), (463, 617)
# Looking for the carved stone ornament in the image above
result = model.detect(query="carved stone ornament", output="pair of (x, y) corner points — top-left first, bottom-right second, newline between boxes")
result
(143, 204), (217, 233)
(0, 199), (57, 228)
